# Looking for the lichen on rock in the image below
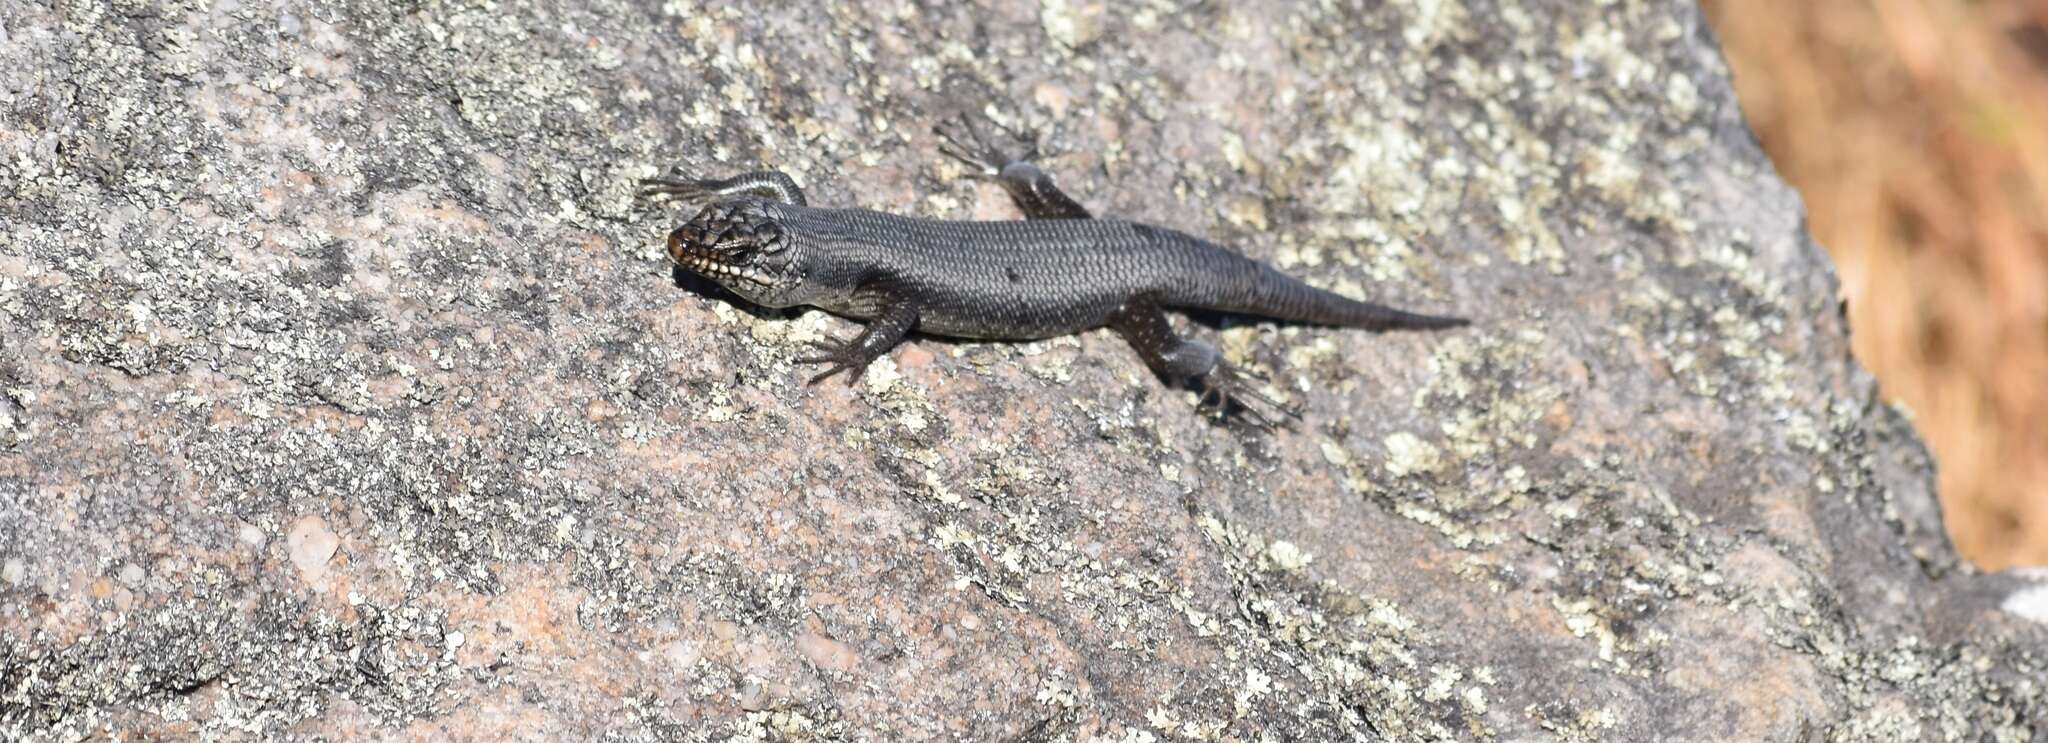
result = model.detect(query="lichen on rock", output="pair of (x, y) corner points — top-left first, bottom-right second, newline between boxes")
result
(1, 0), (2042, 740)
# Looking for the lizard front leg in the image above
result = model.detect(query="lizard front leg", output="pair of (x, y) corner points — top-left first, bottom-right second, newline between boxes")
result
(1108, 298), (1298, 429)
(798, 300), (920, 386)
(934, 113), (1092, 220)
(640, 170), (808, 207)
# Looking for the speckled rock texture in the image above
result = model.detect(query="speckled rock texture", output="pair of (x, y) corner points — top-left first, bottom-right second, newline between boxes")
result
(1, 0), (2043, 740)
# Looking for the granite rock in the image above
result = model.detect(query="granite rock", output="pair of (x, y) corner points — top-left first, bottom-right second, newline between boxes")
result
(1, 0), (2043, 740)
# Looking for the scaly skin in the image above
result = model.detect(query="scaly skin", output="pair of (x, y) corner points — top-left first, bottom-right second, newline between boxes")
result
(641, 113), (1466, 427)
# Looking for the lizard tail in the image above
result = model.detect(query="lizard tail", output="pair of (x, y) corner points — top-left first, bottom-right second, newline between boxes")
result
(1327, 299), (1470, 331)
(1142, 226), (1469, 331)
(1229, 262), (1469, 331)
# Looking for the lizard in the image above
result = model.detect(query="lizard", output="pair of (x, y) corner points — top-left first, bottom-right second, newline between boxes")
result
(640, 113), (1467, 427)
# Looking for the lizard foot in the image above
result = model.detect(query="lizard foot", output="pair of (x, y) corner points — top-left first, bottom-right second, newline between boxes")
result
(638, 174), (717, 205)
(794, 336), (879, 387)
(638, 170), (808, 207)
(934, 111), (1047, 175)
(1193, 362), (1300, 431)
(934, 112), (1091, 219)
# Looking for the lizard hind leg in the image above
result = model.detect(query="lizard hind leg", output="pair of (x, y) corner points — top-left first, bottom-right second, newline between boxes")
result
(933, 112), (1093, 220)
(1108, 300), (1299, 429)
(639, 170), (808, 207)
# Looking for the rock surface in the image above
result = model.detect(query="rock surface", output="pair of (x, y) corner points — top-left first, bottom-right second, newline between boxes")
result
(2, 0), (2043, 740)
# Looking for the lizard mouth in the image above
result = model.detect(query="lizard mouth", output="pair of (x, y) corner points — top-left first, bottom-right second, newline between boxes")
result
(670, 246), (778, 288)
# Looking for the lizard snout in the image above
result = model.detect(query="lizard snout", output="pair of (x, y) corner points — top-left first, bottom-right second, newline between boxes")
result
(665, 228), (688, 263)
(666, 226), (711, 267)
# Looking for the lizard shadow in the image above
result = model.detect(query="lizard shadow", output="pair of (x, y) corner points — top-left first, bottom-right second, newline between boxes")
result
(1178, 308), (1256, 333)
(670, 265), (793, 323)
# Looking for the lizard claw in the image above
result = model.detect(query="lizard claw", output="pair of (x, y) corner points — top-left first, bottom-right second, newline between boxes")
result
(934, 111), (1046, 175)
(637, 174), (719, 207)
(795, 337), (869, 387)
(1194, 362), (1300, 431)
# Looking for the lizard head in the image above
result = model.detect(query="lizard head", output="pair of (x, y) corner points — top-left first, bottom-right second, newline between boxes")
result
(666, 199), (806, 306)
